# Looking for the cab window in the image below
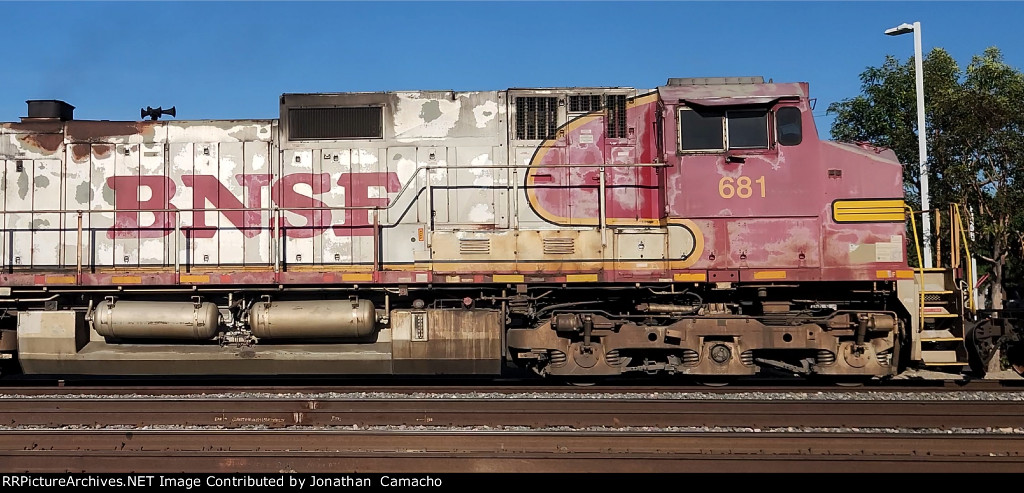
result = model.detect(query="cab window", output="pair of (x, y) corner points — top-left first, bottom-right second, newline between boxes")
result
(678, 108), (724, 151)
(776, 106), (802, 146)
(678, 107), (768, 152)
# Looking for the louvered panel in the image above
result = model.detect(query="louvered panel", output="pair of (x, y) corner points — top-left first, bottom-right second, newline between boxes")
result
(606, 94), (628, 138)
(515, 97), (558, 140)
(543, 237), (575, 255)
(459, 238), (491, 254)
(568, 95), (602, 113)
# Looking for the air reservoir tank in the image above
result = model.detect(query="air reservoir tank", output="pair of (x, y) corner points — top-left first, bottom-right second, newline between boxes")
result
(247, 299), (377, 339)
(92, 301), (221, 340)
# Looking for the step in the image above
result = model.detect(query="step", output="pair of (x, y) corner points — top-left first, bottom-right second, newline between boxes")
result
(922, 313), (961, 319)
(922, 290), (954, 295)
(920, 329), (964, 342)
(921, 350), (967, 366)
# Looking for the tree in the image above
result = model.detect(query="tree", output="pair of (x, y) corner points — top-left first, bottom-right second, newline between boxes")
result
(829, 47), (1024, 309)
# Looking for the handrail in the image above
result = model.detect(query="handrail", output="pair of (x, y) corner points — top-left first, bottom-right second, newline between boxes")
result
(953, 204), (976, 314)
(906, 205), (926, 327)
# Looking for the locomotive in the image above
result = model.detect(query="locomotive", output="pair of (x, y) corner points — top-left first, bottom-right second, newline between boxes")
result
(0, 77), (1001, 380)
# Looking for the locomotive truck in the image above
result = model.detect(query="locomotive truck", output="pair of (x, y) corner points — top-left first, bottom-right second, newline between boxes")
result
(0, 76), (1011, 380)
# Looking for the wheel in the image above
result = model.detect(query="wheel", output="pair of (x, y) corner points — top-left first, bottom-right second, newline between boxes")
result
(966, 321), (998, 377)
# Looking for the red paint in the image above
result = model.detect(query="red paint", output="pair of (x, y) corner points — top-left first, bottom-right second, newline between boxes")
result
(104, 172), (399, 239)
(333, 172), (401, 237)
(271, 173), (332, 238)
(182, 174), (272, 238)
(105, 176), (177, 239)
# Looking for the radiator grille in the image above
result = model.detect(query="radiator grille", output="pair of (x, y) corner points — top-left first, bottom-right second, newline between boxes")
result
(568, 95), (602, 112)
(515, 97), (558, 140)
(606, 95), (628, 138)
(459, 238), (491, 254)
(543, 237), (575, 255)
(288, 107), (383, 140)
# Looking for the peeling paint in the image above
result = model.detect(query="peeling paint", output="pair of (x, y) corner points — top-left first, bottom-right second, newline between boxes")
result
(17, 171), (28, 200)
(101, 181), (115, 206)
(473, 100), (498, 128)
(76, 181), (92, 204)
(419, 100), (442, 123)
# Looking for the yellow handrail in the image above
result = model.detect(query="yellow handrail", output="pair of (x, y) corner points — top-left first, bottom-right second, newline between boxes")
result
(953, 204), (976, 313)
(906, 205), (926, 326)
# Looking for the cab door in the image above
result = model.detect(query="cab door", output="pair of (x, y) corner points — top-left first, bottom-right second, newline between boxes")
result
(664, 103), (821, 270)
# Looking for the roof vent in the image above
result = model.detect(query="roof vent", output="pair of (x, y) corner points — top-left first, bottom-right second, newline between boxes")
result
(25, 100), (75, 121)
(667, 76), (765, 86)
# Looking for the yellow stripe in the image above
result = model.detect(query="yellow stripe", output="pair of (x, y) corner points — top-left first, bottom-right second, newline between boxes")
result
(45, 276), (76, 284)
(896, 270), (915, 279)
(753, 270), (787, 280)
(180, 274), (210, 283)
(674, 273), (706, 282)
(493, 274), (525, 283)
(342, 273), (374, 282)
(833, 199), (905, 222)
(566, 274), (598, 282)
(111, 276), (142, 284)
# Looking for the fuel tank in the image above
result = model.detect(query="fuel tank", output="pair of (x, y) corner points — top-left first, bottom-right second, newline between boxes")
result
(92, 301), (221, 340)
(248, 299), (377, 339)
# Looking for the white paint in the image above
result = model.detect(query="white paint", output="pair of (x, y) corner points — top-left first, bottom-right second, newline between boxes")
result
(395, 158), (420, 188)
(139, 238), (164, 263)
(165, 123), (268, 143)
(472, 100), (499, 128)
(467, 203), (494, 223)
(469, 154), (494, 186)
(393, 93), (462, 140)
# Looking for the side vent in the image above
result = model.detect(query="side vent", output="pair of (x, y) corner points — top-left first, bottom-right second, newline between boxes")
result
(543, 237), (575, 255)
(288, 107), (383, 140)
(459, 238), (491, 254)
(606, 94), (628, 138)
(515, 97), (558, 140)
(568, 95), (602, 113)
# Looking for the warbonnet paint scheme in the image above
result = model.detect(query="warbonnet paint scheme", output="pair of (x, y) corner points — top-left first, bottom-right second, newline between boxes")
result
(0, 77), (950, 380)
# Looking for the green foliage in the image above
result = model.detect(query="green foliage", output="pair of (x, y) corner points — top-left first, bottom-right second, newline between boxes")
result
(828, 47), (1024, 308)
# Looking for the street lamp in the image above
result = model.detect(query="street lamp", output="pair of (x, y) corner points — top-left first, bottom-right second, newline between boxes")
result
(885, 21), (932, 268)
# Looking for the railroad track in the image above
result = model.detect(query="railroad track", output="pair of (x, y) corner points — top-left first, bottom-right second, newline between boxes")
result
(3, 430), (1024, 473)
(2, 387), (1023, 472)
(1, 397), (1024, 429)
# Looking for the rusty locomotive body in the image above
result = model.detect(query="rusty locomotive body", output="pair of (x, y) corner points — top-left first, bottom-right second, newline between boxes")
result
(0, 76), (951, 380)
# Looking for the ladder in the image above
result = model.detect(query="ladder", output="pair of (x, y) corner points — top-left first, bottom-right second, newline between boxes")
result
(907, 204), (976, 367)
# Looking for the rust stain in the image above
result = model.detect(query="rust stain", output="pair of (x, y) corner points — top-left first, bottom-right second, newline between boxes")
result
(3, 121), (63, 133)
(66, 120), (159, 142)
(71, 143), (91, 161)
(92, 143), (112, 158)
(18, 133), (63, 152)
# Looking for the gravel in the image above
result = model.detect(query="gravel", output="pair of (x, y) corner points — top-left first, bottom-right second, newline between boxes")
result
(1, 423), (1022, 434)
(3, 390), (1024, 401)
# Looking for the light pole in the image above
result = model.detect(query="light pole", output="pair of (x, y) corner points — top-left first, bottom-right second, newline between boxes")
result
(885, 21), (932, 268)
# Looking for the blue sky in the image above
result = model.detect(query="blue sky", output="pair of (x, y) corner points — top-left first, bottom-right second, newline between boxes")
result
(2, 1), (1022, 137)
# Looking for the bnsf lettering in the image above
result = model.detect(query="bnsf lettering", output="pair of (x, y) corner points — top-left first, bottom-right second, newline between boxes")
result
(105, 172), (401, 238)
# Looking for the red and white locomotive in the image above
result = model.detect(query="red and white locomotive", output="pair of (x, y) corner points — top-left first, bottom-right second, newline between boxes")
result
(0, 77), (967, 379)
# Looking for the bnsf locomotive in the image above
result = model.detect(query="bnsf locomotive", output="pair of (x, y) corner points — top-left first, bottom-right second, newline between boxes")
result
(0, 77), (989, 380)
